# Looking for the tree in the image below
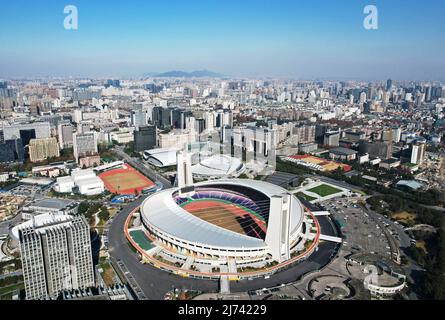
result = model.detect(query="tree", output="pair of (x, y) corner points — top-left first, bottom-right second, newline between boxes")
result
(78, 201), (89, 215)
(98, 207), (110, 222)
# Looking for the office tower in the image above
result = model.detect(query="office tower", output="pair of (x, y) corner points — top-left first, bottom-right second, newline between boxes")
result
(411, 141), (426, 165)
(0, 139), (24, 163)
(2, 122), (51, 146)
(73, 132), (98, 163)
(57, 123), (74, 149)
(17, 215), (95, 300)
(215, 110), (233, 128)
(134, 125), (157, 152)
(386, 79), (393, 91)
(151, 106), (163, 127)
(425, 85), (432, 102)
(171, 109), (184, 129)
(195, 119), (205, 134)
(162, 108), (173, 127)
(131, 104), (147, 129)
(367, 84), (375, 100)
(315, 124), (329, 141)
(29, 137), (60, 163)
(204, 111), (215, 131)
(363, 101), (372, 114)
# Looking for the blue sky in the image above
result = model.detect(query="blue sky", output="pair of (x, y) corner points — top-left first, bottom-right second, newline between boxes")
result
(0, 0), (444, 80)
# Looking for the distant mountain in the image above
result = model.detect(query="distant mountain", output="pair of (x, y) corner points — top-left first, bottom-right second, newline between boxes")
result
(146, 70), (224, 78)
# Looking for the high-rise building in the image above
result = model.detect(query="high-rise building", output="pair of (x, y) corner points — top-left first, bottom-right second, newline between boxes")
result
(58, 123), (74, 149)
(360, 92), (367, 104)
(367, 84), (374, 100)
(16, 215), (95, 300)
(323, 131), (340, 147)
(295, 125), (316, 144)
(73, 132), (98, 163)
(410, 140), (426, 165)
(381, 129), (393, 143)
(134, 125), (157, 152)
(424, 85), (432, 102)
(29, 137), (60, 163)
(386, 79), (393, 91)
(392, 127), (402, 143)
(131, 104), (147, 129)
(0, 139), (24, 163)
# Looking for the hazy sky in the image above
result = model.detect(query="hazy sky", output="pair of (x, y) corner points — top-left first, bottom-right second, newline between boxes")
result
(0, 0), (444, 80)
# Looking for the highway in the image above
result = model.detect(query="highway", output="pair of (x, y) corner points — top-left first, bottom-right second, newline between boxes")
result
(111, 147), (172, 189)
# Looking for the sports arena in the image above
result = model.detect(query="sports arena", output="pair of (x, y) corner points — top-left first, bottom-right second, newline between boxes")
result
(136, 179), (320, 276)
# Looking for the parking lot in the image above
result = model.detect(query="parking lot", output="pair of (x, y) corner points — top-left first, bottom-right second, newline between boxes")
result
(320, 198), (393, 258)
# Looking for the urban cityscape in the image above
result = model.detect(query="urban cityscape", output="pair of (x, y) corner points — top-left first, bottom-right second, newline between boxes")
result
(0, 0), (444, 308)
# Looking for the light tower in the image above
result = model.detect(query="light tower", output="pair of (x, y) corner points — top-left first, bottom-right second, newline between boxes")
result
(176, 151), (193, 190)
(265, 194), (292, 263)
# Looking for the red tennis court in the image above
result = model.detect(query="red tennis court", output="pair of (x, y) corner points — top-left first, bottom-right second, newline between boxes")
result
(98, 164), (155, 195)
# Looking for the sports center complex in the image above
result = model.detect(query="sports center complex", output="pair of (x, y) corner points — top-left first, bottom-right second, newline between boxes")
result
(125, 178), (323, 279)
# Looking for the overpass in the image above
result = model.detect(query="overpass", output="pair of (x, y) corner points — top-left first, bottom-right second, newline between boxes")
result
(319, 234), (342, 243)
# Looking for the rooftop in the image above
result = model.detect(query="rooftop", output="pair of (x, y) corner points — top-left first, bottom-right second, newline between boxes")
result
(29, 198), (77, 210)
(329, 147), (358, 155)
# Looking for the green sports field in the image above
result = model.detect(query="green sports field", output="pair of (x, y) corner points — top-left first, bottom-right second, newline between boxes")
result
(296, 192), (317, 202)
(307, 184), (342, 197)
(130, 230), (154, 251)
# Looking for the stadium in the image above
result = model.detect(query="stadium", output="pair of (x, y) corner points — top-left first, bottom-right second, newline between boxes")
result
(191, 154), (246, 179)
(135, 179), (320, 277)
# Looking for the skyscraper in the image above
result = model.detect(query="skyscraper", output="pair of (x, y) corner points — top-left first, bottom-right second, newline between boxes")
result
(131, 104), (147, 129)
(386, 79), (393, 91)
(16, 215), (95, 300)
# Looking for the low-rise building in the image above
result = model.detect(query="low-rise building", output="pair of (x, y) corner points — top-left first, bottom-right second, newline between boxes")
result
(328, 147), (358, 161)
(21, 198), (78, 220)
(53, 169), (104, 196)
(379, 158), (401, 170)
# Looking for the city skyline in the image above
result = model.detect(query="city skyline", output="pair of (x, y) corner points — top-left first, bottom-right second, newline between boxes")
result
(0, 0), (444, 80)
